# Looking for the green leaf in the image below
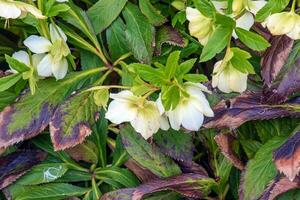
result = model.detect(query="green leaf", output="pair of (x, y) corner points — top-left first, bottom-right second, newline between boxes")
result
(5, 55), (30, 73)
(123, 3), (155, 64)
(230, 55), (255, 74)
(256, 0), (290, 22)
(50, 91), (99, 151)
(0, 68), (101, 148)
(0, 74), (22, 92)
(243, 136), (287, 200)
(235, 28), (270, 51)
(55, 170), (92, 182)
(193, 0), (216, 18)
(47, 4), (70, 17)
(0, 91), (17, 111)
(112, 135), (130, 166)
(161, 85), (180, 111)
(65, 140), (99, 164)
(139, 0), (167, 26)
(133, 63), (166, 86)
(87, 0), (128, 34)
(179, 58), (197, 75)
(183, 74), (208, 83)
(16, 163), (68, 185)
(106, 17), (130, 61)
(14, 183), (89, 200)
(95, 167), (139, 187)
(121, 125), (181, 177)
(200, 25), (233, 62)
(165, 51), (181, 79)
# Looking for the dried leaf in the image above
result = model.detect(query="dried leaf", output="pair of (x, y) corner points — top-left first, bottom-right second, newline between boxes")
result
(0, 150), (47, 189)
(50, 92), (99, 151)
(155, 26), (185, 55)
(203, 92), (300, 129)
(259, 176), (300, 200)
(65, 140), (98, 164)
(101, 173), (216, 200)
(274, 131), (300, 181)
(261, 35), (294, 87)
(215, 133), (245, 170)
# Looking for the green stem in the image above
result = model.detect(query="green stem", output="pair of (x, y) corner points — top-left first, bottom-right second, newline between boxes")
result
(291, 0), (297, 12)
(113, 52), (132, 66)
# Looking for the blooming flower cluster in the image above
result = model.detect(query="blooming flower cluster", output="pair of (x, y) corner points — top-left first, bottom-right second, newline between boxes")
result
(105, 83), (214, 139)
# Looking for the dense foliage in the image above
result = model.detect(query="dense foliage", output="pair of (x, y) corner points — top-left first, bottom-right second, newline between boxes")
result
(1, 0), (300, 199)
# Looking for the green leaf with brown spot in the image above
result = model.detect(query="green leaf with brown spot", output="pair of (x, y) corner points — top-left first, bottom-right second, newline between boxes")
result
(50, 91), (99, 151)
(0, 68), (102, 148)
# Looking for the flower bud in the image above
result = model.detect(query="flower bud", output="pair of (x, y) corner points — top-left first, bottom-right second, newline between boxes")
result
(212, 60), (248, 93)
(186, 7), (215, 45)
(232, 0), (245, 16)
(263, 12), (300, 40)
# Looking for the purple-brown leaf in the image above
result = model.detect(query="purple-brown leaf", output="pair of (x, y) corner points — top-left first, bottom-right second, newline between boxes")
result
(101, 173), (215, 200)
(274, 131), (300, 181)
(215, 133), (245, 170)
(261, 35), (294, 87)
(203, 91), (300, 129)
(0, 150), (47, 189)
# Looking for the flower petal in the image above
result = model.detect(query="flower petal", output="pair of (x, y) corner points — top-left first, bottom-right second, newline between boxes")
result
(181, 101), (204, 131)
(236, 11), (254, 32)
(32, 53), (46, 67)
(131, 102), (160, 139)
(286, 15), (300, 40)
(36, 54), (53, 77)
(24, 35), (52, 54)
(229, 67), (248, 93)
(265, 12), (296, 36)
(248, 0), (267, 15)
(15, 1), (45, 19)
(52, 58), (68, 80)
(167, 103), (183, 131)
(105, 100), (137, 124)
(0, 1), (21, 19)
(212, 1), (227, 14)
(217, 68), (232, 93)
(159, 115), (170, 131)
(110, 90), (140, 103)
(156, 95), (165, 115)
(12, 50), (30, 66)
(50, 24), (67, 42)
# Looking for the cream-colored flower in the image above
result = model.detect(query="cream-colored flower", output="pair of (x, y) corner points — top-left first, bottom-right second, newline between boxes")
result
(105, 90), (165, 139)
(212, 60), (248, 93)
(212, 0), (266, 38)
(263, 12), (300, 40)
(24, 24), (70, 80)
(0, 0), (45, 19)
(157, 83), (214, 131)
(186, 7), (215, 45)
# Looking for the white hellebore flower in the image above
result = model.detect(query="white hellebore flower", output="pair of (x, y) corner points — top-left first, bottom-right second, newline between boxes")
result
(105, 90), (167, 140)
(186, 7), (215, 45)
(212, 60), (248, 93)
(0, 0), (45, 19)
(213, 0), (266, 38)
(263, 12), (300, 40)
(10, 50), (44, 73)
(24, 24), (70, 80)
(157, 83), (214, 131)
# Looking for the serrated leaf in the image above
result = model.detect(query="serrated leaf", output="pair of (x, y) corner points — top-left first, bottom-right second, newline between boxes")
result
(155, 26), (185, 55)
(50, 91), (99, 151)
(179, 58), (197, 75)
(242, 136), (287, 200)
(193, 0), (216, 18)
(106, 17), (130, 61)
(123, 3), (155, 64)
(161, 85), (180, 111)
(256, 0), (290, 22)
(88, 0), (128, 34)
(139, 0), (167, 26)
(121, 125), (181, 177)
(235, 28), (270, 51)
(133, 63), (166, 86)
(0, 68), (101, 148)
(16, 163), (68, 185)
(200, 25), (233, 62)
